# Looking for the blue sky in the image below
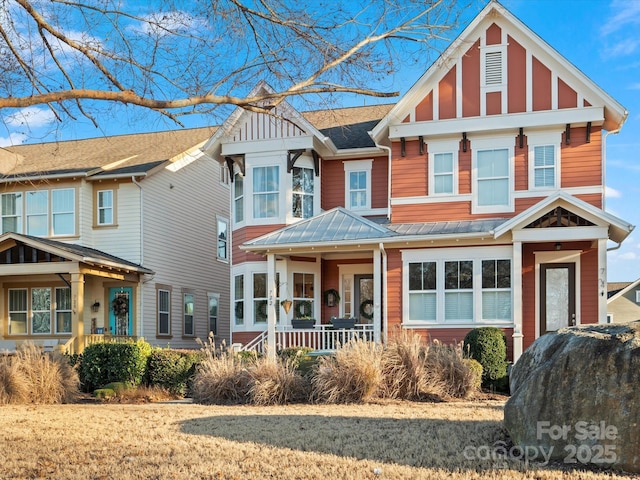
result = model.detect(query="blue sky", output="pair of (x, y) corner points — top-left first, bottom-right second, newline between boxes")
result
(1, 0), (639, 281)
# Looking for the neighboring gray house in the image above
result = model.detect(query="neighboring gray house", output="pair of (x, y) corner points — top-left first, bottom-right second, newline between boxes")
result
(607, 280), (640, 324)
(0, 127), (230, 353)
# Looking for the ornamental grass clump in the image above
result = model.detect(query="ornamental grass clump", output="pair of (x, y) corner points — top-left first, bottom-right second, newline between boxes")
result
(0, 343), (79, 404)
(425, 340), (481, 399)
(191, 338), (251, 405)
(247, 354), (309, 405)
(311, 339), (383, 403)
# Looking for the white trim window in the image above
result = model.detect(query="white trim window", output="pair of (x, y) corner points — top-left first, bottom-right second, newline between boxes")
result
(253, 166), (279, 219)
(8, 288), (27, 334)
(403, 247), (512, 325)
(1, 193), (22, 233)
(428, 139), (459, 196)
(220, 164), (230, 186)
(217, 217), (229, 261)
(344, 160), (373, 211)
(234, 274), (244, 326)
(253, 273), (268, 324)
(234, 172), (244, 224)
(158, 289), (171, 336)
(183, 293), (195, 336)
(292, 166), (314, 219)
(471, 136), (514, 214)
(208, 293), (219, 335)
(527, 132), (562, 190)
(55, 287), (72, 334)
(97, 190), (114, 225)
(52, 188), (75, 235)
(293, 272), (314, 319)
(26, 191), (48, 236)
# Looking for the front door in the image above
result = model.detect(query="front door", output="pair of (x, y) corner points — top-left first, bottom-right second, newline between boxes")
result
(354, 274), (374, 324)
(109, 287), (132, 336)
(540, 263), (576, 334)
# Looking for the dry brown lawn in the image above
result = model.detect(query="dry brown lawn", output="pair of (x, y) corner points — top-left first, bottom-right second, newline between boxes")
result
(0, 399), (636, 479)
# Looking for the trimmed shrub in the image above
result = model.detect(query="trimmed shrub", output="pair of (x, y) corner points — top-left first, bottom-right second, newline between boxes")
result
(145, 349), (203, 396)
(311, 339), (383, 403)
(0, 343), (79, 404)
(78, 339), (152, 392)
(463, 327), (508, 391)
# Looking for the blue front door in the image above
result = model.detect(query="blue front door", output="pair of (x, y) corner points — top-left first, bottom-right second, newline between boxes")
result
(109, 287), (132, 336)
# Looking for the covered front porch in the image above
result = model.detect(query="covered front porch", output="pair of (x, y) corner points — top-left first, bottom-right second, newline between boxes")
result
(0, 233), (152, 354)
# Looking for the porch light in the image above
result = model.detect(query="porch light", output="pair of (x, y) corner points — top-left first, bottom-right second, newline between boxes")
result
(555, 242), (562, 251)
(91, 301), (100, 313)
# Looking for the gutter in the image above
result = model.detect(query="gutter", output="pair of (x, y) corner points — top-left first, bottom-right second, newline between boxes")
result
(0, 171), (89, 184)
(371, 136), (392, 221)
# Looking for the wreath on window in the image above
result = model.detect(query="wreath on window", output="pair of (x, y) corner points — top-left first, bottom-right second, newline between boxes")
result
(323, 288), (341, 307)
(359, 299), (374, 320)
(295, 300), (313, 318)
(235, 302), (244, 320)
(112, 295), (129, 319)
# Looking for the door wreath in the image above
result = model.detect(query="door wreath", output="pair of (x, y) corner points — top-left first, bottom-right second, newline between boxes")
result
(359, 299), (374, 320)
(295, 300), (313, 318)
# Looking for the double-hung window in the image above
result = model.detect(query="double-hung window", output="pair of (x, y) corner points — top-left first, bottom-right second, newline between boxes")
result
(444, 261), (474, 321)
(234, 275), (244, 326)
(482, 260), (512, 320)
(533, 146), (555, 188)
(26, 191), (48, 236)
(292, 167), (314, 219)
(344, 159), (373, 211)
(8, 289), (27, 334)
(408, 262), (437, 321)
(234, 173), (244, 223)
(208, 294), (219, 335)
(97, 190), (114, 225)
(158, 289), (171, 336)
(428, 140), (459, 196)
(253, 273), (268, 324)
(1, 193), (22, 233)
(472, 136), (513, 214)
(253, 166), (279, 219)
(55, 287), (72, 334)
(52, 188), (75, 235)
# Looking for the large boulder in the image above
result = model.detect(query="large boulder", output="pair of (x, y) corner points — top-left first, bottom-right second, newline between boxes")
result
(504, 321), (640, 473)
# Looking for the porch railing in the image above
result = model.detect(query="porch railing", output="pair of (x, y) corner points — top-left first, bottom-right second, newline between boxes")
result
(241, 324), (375, 354)
(60, 334), (139, 355)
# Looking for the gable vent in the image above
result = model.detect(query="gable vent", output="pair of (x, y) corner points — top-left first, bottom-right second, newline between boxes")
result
(485, 51), (503, 86)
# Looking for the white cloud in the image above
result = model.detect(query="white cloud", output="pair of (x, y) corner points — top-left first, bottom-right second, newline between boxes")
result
(603, 38), (640, 57)
(618, 252), (637, 260)
(605, 186), (622, 198)
(0, 132), (27, 147)
(600, 0), (640, 36)
(4, 107), (56, 128)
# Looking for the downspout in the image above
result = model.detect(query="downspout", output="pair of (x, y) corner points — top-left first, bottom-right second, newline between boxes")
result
(602, 116), (626, 250)
(379, 242), (388, 344)
(372, 139), (392, 221)
(132, 176), (144, 338)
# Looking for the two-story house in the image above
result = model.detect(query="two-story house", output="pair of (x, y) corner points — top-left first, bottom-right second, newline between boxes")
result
(0, 127), (230, 353)
(203, 1), (634, 361)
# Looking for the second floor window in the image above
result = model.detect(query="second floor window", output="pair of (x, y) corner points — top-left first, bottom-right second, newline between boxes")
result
(292, 167), (314, 219)
(26, 191), (48, 236)
(234, 173), (244, 223)
(1, 188), (75, 237)
(349, 171), (367, 209)
(52, 189), (74, 235)
(476, 148), (510, 208)
(253, 166), (279, 219)
(433, 153), (455, 195)
(1, 192), (22, 233)
(97, 190), (114, 225)
(533, 145), (556, 188)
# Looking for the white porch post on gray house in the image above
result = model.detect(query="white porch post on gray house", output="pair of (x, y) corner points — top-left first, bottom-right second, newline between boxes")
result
(598, 238), (608, 323)
(373, 247), (382, 343)
(512, 241), (524, 362)
(266, 253), (277, 359)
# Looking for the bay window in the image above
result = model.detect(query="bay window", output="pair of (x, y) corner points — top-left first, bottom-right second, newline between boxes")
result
(292, 167), (314, 219)
(253, 166), (279, 219)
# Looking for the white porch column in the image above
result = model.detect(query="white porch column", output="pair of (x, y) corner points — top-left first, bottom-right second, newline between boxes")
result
(512, 241), (524, 362)
(266, 253), (277, 359)
(598, 238), (608, 323)
(373, 247), (382, 344)
(70, 272), (85, 354)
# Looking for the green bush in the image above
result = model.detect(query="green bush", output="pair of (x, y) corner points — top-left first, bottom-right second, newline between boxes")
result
(278, 347), (313, 367)
(78, 340), (151, 392)
(463, 327), (508, 391)
(145, 349), (203, 396)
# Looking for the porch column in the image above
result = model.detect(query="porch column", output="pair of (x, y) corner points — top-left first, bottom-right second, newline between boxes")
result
(266, 253), (277, 359)
(373, 247), (381, 344)
(512, 241), (524, 362)
(70, 272), (85, 354)
(598, 238), (607, 323)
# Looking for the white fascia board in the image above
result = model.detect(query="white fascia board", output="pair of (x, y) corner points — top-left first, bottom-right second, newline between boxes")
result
(389, 107), (604, 140)
(221, 135), (315, 156)
(326, 147), (387, 160)
(511, 226), (609, 242)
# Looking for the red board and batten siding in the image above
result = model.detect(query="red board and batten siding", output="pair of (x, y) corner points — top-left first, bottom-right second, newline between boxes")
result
(408, 23), (582, 121)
